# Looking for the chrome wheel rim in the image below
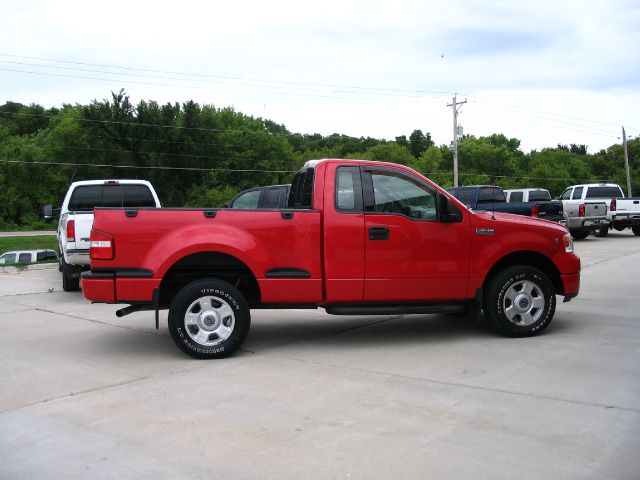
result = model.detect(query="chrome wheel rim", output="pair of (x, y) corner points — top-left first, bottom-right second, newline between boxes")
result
(503, 280), (545, 326)
(184, 295), (235, 346)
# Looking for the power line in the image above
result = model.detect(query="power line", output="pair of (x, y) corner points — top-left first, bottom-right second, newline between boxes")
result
(470, 105), (620, 139)
(0, 159), (297, 174)
(0, 53), (454, 97)
(1, 111), (403, 146)
(0, 67), (448, 105)
(463, 93), (639, 132)
(0, 143), (293, 163)
(0, 59), (449, 101)
(1, 110), (279, 135)
(0, 158), (603, 183)
(2, 53), (633, 137)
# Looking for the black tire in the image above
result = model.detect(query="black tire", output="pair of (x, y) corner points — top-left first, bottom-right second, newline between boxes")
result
(483, 266), (556, 337)
(569, 229), (590, 240)
(593, 224), (609, 237)
(168, 279), (251, 359)
(632, 226), (640, 236)
(61, 256), (80, 292)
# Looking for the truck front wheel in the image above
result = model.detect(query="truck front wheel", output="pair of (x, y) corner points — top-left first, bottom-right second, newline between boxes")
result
(168, 279), (251, 359)
(483, 266), (556, 337)
(632, 226), (640, 236)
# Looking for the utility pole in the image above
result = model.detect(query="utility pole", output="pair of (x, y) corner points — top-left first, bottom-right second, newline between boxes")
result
(622, 126), (632, 197)
(448, 94), (467, 187)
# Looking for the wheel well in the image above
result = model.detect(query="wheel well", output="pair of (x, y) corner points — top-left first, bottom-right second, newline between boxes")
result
(159, 252), (261, 307)
(484, 251), (564, 295)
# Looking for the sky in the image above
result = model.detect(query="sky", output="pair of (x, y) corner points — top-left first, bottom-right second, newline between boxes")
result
(1, 0), (639, 154)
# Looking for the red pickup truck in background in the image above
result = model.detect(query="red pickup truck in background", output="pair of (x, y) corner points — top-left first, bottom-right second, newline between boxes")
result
(82, 159), (580, 359)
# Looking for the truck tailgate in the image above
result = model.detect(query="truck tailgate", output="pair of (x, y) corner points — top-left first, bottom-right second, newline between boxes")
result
(535, 200), (564, 222)
(71, 211), (94, 250)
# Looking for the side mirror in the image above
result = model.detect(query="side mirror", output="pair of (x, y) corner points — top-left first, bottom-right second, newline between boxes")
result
(42, 204), (60, 221)
(438, 193), (463, 223)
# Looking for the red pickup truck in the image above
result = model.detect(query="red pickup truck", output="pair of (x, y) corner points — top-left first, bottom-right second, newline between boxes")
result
(82, 159), (580, 359)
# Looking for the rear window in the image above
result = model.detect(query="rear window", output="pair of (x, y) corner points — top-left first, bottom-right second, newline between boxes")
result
(449, 188), (475, 206)
(528, 190), (551, 201)
(287, 168), (315, 209)
(585, 186), (624, 199)
(68, 184), (156, 211)
(478, 187), (506, 204)
(37, 251), (57, 262)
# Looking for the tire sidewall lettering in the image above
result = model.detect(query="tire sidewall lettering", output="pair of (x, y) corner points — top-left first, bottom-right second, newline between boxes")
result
(169, 279), (251, 359)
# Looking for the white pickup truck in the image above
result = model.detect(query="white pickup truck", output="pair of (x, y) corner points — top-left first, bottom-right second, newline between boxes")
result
(558, 185), (609, 239)
(44, 180), (161, 291)
(560, 183), (640, 238)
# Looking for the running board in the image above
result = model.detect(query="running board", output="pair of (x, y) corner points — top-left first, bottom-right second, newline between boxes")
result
(325, 303), (466, 316)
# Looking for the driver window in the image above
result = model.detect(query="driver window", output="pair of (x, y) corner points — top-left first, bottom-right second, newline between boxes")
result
(371, 173), (437, 220)
(560, 188), (572, 200)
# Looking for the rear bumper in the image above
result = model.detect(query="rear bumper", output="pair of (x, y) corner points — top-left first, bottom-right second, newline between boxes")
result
(81, 269), (158, 304)
(81, 271), (115, 303)
(611, 215), (640, 227)
(65, 249), (90, 265)
(566, 217), (608, 230)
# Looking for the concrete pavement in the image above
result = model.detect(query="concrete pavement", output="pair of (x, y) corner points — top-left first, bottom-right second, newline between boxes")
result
(1, 231), (639, 479)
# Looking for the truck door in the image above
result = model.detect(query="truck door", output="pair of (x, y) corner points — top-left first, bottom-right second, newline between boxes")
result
(323, 165), (366, 303)
(361, 167), (470, 302)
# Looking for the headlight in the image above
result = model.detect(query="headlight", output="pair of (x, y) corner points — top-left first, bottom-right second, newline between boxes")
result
(563, 233), (574, 253)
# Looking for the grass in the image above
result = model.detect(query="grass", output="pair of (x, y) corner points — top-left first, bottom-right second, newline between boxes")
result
(0, 235), (58, 255)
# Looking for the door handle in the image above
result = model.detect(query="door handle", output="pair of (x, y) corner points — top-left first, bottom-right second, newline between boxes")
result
(369, 226), (389, 240)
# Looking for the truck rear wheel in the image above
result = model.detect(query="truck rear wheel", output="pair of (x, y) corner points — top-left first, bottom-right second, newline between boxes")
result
(632, 226), (640, 236)
(483, 266), (555, 337)
(593, 224), (609, 237)
(569, 229), (589, 240)
(168, 279), (251, 359)
(61, 256), (80, 292)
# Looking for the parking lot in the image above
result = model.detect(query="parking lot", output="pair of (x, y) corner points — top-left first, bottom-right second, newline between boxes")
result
(1, 232), (639, 480)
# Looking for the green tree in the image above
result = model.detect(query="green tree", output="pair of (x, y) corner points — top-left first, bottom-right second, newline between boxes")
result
(409, 129), (434, 158)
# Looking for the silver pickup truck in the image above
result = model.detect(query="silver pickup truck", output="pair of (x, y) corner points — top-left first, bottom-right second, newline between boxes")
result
(559, 186), (608, 239)
(561, 183), (640, 238)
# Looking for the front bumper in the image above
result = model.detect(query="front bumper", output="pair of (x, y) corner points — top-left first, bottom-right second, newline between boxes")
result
(561, 273), (580, 300)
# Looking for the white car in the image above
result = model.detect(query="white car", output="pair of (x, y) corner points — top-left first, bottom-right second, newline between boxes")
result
(0, 249), (58, 265)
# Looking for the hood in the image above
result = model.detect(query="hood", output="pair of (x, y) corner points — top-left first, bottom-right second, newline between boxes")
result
(472, 211), (568, 235)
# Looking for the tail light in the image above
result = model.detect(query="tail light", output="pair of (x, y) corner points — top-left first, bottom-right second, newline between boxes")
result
(531, 205), (540, 217)
(578, 204), (585, 217)
(90, 230), (114, 260)
(610, 198), (616, 212)
(66, 219), (76, 242)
